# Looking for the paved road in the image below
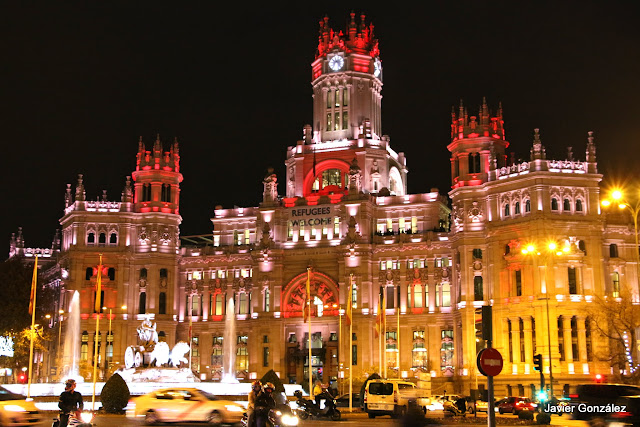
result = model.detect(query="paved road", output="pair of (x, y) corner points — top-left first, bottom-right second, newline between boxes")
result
(83, 412), (591, 427)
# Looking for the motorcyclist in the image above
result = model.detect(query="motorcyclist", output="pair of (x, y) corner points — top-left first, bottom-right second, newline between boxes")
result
(58, 379), (84, 427)
(254, 382), (276, 427)
(246, 380), (262, 427)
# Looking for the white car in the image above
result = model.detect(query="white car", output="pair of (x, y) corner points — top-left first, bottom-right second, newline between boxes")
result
(129, 387), (244, 425)
(0, 386), (42, 427)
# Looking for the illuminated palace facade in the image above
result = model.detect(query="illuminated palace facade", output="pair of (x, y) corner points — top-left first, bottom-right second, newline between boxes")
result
(27, 14), (634, 396)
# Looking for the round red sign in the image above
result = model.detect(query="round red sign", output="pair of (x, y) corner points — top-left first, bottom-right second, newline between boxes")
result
(477, 348), (503, 377)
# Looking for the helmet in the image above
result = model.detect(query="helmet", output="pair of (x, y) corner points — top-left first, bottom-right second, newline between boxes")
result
(65, 379), (76, 390)
(294, 390), (303, 399)
(264, 382), (275, 393)
(252, 380), (262, 389)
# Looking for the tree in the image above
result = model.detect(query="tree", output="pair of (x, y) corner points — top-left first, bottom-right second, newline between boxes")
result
(584, 284), (640, 383)
(100, 373), (130, 413)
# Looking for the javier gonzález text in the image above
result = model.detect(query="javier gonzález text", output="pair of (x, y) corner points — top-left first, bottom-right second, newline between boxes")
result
(544, 403), (626, 414)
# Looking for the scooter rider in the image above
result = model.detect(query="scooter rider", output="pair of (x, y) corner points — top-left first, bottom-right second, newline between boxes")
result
(254, 382), (276, 427)
(58, 379), (84, 427)
(246, 380), (262, 427)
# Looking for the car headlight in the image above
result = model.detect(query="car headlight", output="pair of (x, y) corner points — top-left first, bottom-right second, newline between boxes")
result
(275, 410), (282, 416)
(225, 405), (244, 412)
(4, 405), (27, 412)
(80, 412), (94, 423)
(531, 404), (538, 408)
(281, 414), (299, 426)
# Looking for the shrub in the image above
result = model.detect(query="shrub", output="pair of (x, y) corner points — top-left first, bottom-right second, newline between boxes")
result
(518, 409), (534, 420)
(536, 412), (551, 424)
(100, 373), (130, 413)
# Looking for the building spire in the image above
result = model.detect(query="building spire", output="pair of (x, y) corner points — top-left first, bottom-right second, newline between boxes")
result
(530, 128), (546, 160)
(586, 131), (596, 163)
(75, 174), (86, 202)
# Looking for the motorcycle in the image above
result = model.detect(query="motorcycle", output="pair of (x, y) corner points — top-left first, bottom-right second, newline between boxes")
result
(241, 404), (299, 427)
(52, 411), (94, 427)
(443, 399), (467, 417)
(294, 391), (341, 421)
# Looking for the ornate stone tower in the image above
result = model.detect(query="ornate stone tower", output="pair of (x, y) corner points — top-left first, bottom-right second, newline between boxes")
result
(311, 13), (382, 142)
(132, 135), (182, 215)
(285, 13), (406, 200)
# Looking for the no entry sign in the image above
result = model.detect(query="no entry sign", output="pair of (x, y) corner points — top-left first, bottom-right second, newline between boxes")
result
(477, 348), (503, 377)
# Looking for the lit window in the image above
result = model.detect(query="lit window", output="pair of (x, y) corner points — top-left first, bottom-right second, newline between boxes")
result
(326, 91), (332, 109)
(299, 221), (305, 237)
(377, 223), (385, 234)
(335, 89), (340, 107)
(411, 216), (418, 232)
(213, 235), (220, 247)
(343, 89), (348, 106)
(386, 218), (393, 232)
(334, 113), (340, 131)
(612, 272), (620, 298)
(244, 229), (250, 245)
(264, 288), (270, 312)
(334, 217), (340, 235)
(442, 283), (450, 307)
(380, 261), (387, 270)
(322, 169), (342, 188)
(192, 271), (202, 280)
(342, 111), (348, 130)
(413, 284), (423, 308)
(326, 113), (331, 131)
(351, 286), (358, 308)
(399, 218), (405, 232)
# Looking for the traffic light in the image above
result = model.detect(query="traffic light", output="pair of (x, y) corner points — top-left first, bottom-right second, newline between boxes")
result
(533, 354), (543, 372)
(18, 374), (26, 384)
(537, 391), (548, 401)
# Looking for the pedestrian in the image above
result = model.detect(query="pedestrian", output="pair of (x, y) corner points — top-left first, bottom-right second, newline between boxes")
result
(58, 379), (83, 427)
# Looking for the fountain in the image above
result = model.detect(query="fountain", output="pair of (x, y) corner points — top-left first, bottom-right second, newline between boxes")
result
(61, 291), (83, 382)
(221, 298), (238, 383)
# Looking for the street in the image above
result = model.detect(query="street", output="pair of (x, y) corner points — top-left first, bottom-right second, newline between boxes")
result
(70, 412), (592, 427)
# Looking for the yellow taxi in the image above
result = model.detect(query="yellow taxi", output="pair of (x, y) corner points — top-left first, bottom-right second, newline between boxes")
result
(0, 386), (42, 427)
(129, 387), (244, 425)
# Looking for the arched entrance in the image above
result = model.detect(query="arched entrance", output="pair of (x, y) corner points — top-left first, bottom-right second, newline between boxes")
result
(282, 271), (339, 318)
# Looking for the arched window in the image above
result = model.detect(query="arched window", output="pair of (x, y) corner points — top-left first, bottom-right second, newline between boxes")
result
(139, 292), (146, 314)
(525, 199), (531, 212)
(474, 276), (483, 301)
(86, 267), (93, 280)
(109, 233), (117, 244)
(108, 268), (115, 281)
(504, 204), (510, 217)
(551, 198), (559, 210)
(514, 202), (521, 215)
(99, 233), (106, 244)
(87, 232), (95, 244)
(576, 199), (583, 212)
(140, 268), (147, 280)
(563, 198), (571, 211)
(159, 292), (166, 315)
(579, 240), (587, 254)
(610, 244), (619, 258)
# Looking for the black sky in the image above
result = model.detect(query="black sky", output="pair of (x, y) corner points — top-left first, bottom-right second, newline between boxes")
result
(2, 2), (640, 249)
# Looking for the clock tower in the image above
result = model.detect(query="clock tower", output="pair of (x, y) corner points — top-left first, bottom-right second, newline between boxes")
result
(311, 13), (382, 142)
(285, 13), (406, 199)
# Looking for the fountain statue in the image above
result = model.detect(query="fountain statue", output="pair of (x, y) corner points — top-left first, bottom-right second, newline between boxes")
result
(115, 316), (197, 382)
(221, 298), (238, 383)
(61, 291), (83, 382)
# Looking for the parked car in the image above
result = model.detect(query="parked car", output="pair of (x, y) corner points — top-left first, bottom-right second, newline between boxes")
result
(128, 387), (244, 425)
(0, 385), (42, 427)
(467, 399), (488, 413)
(567, 383), (640, 421)
(364, 379), (422, 418)
(497, 396), (537, 414)
(335, 393), (360, 408)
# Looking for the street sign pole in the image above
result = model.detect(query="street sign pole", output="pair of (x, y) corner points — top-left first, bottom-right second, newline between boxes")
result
(481, 306), (497, 427)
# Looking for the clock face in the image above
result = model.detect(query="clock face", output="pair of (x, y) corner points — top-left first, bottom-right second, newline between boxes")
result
(373, 58), (382, 77)
(329, 55), (344, 71)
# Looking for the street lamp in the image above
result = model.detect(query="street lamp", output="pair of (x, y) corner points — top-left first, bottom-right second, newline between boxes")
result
(602, 188), (640, 293)
(521, 241), (564, 398)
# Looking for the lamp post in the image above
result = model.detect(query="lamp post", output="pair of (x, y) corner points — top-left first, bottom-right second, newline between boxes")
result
(521, 241), (568, 398)
(602, 189), (640, 293)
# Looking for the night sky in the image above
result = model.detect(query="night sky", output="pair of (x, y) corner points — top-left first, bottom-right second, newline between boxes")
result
(3, 2), (640, 250)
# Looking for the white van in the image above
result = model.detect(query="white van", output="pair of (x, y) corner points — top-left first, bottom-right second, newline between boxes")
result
(364, 379), (420, 418)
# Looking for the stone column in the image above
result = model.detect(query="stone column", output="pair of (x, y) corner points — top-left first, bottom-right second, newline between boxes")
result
(577, 316), (587, 362)
(203, 289), (210, 320)
(562, 315), (573, 364)
(510, 317), (521, 371)
(522, 316), (533, 365)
